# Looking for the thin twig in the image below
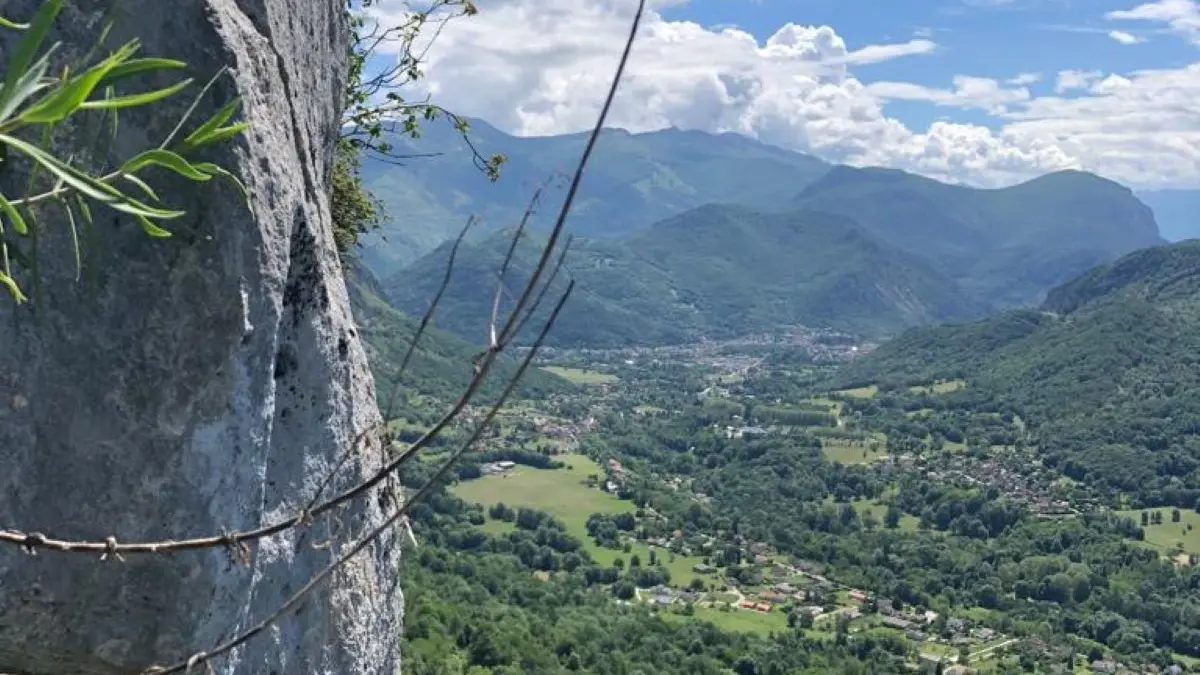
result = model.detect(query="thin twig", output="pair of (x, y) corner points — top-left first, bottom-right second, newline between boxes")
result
(489, 189), (540, 347)
(496, 0), (644, 346)
(509, 234), (574, 342)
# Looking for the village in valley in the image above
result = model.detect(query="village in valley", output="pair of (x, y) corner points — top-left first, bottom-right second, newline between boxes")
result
(433, 330), (1200, 675)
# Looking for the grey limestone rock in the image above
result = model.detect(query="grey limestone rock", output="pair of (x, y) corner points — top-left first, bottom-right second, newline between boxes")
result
(0, 1), (402, 673)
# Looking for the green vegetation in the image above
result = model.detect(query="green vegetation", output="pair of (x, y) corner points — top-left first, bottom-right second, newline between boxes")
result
(661, 605), (790, 636)
(542, 366), (619, 385)
(838, 385), (879, 399)
(909, 379), (966, 395)
(1120, 508), (1200, 558)
(820, 439), (887, 465)
(453, 454), (623, 535)
(837, 240), (1200, 510)
(0, 1), (246, 304)
(452, 454), (708, 586)
(345, 259), (567, 405)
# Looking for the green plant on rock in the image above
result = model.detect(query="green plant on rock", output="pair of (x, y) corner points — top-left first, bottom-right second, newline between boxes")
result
(331, 137), (381, 257)
(329, 0), (506, 257)
(0, 0), (247, 304)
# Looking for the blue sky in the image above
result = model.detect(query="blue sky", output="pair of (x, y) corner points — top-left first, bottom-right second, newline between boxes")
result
(662, 0), (1195, 130)
(372, 0), (1200, 188)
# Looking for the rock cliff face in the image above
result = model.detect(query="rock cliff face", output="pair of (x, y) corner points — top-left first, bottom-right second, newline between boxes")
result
(0, 1), (402, 674)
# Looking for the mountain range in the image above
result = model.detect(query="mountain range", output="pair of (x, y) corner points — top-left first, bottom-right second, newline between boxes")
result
(357, 119), (828, 272)
(362, 120), (1168, 347)
(384, 206), (982, 347)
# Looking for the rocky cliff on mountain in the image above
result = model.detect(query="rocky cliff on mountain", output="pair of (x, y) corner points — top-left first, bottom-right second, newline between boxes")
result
(0, 1), (401, 674)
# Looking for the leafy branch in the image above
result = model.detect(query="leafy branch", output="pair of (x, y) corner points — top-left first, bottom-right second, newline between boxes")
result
(343, 0), (504, 179)
(0, 0), (247, 304)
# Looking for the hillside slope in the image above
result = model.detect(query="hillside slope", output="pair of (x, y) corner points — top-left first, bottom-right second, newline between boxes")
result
(834, 240), (1200, 506)
(357, 120), (830, 272)
(384, 205), (984, 347)
(345, 260), (569, 406)
(794, 167), (1165, 307)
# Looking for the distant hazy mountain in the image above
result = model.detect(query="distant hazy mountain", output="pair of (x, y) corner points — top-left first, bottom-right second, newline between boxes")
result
(356, 119), (829, 273)
(792, 167), (1165, 307)
(384, 205), (985, 347)
(1136, 189), (1200, 242)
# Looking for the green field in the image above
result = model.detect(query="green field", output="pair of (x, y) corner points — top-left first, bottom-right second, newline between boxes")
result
(837, 385), (878, 399)
(823, 497), (920, 531)
(455, 454), (706, 585)
(909, 379), (966, 395)
(541, 366), (619, 385)
(660, 605), (789, 636)
(1118, 507), (1200, 558)
(821, 439), (887, 465)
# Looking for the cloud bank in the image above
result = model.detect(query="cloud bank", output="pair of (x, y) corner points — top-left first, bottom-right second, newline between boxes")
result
(370, 0), (1200, 188)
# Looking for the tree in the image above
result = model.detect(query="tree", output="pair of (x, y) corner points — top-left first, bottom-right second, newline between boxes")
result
(884, 504), (902, 529)
(1172, 508), (1181, 523)
(332, 0), (505, 255)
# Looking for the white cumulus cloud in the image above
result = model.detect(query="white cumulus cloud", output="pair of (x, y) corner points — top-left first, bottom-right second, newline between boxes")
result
(368, 0), (1200, 188)
(1108, 29), (1144, 44)
(1107, 0), (1200, 45)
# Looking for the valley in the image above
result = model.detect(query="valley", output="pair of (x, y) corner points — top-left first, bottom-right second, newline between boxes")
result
(348, 121), (1200, 675)
(379, 249), (1200, 673)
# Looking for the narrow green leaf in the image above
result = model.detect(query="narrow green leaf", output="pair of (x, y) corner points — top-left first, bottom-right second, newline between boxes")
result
(95, 57), (187, 88)
(121, 174), (161, 202)
(20, 41), (138, 124)
(0, 269), (26, 303)
(76, 195), (98, 293)
(80, 77), (192, 111)
(28, 206), (41, 314)
(134, 214), (172, 238)
(121, 148), (211, 181)
(0, 192), (29, 235)
(0, 48), (55, 125)
(0, 133), (185, 219)
(179, 98), (242, 151)
(194, 162), (249, 200)
(185, 121), (249, 150)
(59, 198), (81, 281)
(0, 0), (63, 107)
(0, 15), (29, 30)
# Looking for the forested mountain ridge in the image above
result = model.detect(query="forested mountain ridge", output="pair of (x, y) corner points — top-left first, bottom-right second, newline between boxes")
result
(833, 239), (1200, 507)
(793, 166), (1165, 307)
(383, 205), (985, 347)
(356, 119), (831, 272)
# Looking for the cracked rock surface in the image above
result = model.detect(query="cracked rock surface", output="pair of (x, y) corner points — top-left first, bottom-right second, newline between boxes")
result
(0, 1), (402, 673)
